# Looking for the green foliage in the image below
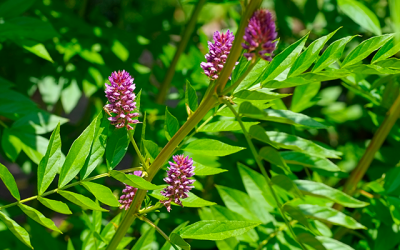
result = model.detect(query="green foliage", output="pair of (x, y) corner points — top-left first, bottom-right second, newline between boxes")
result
(0, 0), (400, 249)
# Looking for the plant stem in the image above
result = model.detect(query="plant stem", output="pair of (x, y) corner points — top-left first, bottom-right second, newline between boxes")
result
(138, 202), (163, 215)
(222, 58), (259, 95)
(137, 215), (179, 250)
(256, 220), (298, 250)
(128, 129), (148, 170)
(106, 2), (261, 248)
(106, 93), (219, 250)
(0, 167), (142, 211)
(156, 0), (207, 104)
(216, 0), (261, 94)
(333, 93), (400, 211)
(223, 99), (307, 250)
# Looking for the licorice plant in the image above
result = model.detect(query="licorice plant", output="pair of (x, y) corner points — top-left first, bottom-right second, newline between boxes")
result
(1, 0), (400, 250)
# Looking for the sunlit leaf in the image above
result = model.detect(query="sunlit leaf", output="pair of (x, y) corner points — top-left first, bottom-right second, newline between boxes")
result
(0, 162), (20, 200)
(180, 220), (260, 240)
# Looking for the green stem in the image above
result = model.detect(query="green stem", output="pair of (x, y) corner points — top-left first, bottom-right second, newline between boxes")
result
(222, 58), (259, 95)
(106, 93), (219, 250)
(128, 129), (148, 170)
(156, 0), (207, 104)
(333, 93), (400, 211)
(216, 0), (262, 94)
(106, 2), (261, 248)
(0, 167), (142, 211)
(256, 220), (298, 250)
(137, 216), (179, 250)
(138, 202), (164, 215)
(223, 99), (307, 250)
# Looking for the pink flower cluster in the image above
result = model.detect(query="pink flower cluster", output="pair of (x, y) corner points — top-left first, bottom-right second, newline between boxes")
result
(104, 70), (139, 130)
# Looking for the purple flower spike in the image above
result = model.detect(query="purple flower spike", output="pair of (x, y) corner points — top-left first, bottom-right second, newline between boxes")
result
(119, 171), (142, 210)
(104, 70), (139, 130)
(242, 9), (277, 61)
(200, 30), (235, 80)
(160, 155), (195, 212)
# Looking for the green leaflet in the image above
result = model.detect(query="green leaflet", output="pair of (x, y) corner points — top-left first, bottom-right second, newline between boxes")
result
(238, 102), (327, 129)
(67, 239), (76, 250)
(206, 205), (260, 243)
(0, 162), (20, 200)
(1, 128), (22, 162)
(82, 181), (121, 207)
(0, 211), (32, 249)
(98, 213), (121, 249)
(131, 220), (156, 250)
(161, 222), (191, 250)
(151, 188), (216, 207)
(281, 151), (341, 172)
(18, 203), (62, 233)
(342, 34), (394, 67)
(185, 80), (198, 113)
(338, 0), (381, 35)
(290, 82), (321, 113)
(312, 36), (357, 72)
(266, 131), (342, 159)
(181, 139), (245, 157)
(234, 59), (269, 93)
(198, 121), (259, 133)
(262, 109), (327, 129)
(238, 163), (276, 209)
(105, 126), (129, 169)
(259, 146), (290, 173)
(58, 116), (97, 188)
(289, 28), (339, 77)
(216, 185), (273, 224)
(194, 161), (227, 176)
(38, 197), (72, 215)
(384, 167), (400, 195)
(110, 170), (160, 190)
(58, 190), (108, 211)
(143, 139), (160, 163)
(261, 33), (309, 84)
(372, 36), (400, 63)
(16, 39), (54, 62)
(11, 111), (68, 135)
(170, 233), (190, 250)
(316, 236), (355, 250)
(271, 175), (303, 198)
(297, 204), (366, 229)
(165, 107), (179, 141)
(234, 89), (290, 101)
(81, 111), (109, 179)
(294, 180), (369, 208)
(180, 220), (260, 240)
(37, 123), (62, 195)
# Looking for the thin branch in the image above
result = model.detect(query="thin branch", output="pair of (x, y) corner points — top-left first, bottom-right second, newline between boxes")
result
(137, 215), (179, 250)
(156, 0), (207, 104)
(0, 167), (142, 211)
(128, 129), (149, 170)
(222, 98), (307, 250)
(333, 93), (400, 211)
